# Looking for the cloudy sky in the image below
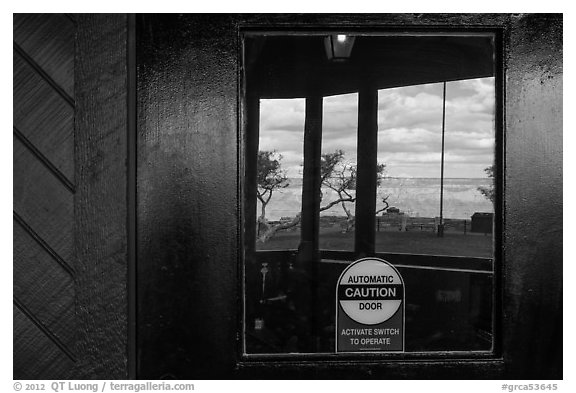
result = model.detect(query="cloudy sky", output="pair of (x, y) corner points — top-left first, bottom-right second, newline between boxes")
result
(259, 77), (495, 179)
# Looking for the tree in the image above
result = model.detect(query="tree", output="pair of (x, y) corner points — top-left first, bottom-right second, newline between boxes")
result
(255, 149), (387, 243)
(477, 164), (495, 204)
(256, 151), (290, 237)
(374, 194), (391, 216)
(319, 150), (386, 232)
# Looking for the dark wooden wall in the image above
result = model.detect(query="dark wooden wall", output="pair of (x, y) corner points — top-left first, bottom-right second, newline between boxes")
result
(136, 14), (562, 379)
(13, 13), (77, 379)
(503, 14), (563, 378)
(13, 14), (130, 379)
(136, 15), (239, 379)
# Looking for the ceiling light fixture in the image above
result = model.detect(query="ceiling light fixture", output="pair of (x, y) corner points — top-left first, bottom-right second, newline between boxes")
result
(324, 34), (356, 62)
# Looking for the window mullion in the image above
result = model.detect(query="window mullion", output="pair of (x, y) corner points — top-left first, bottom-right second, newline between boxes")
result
(354, 86), (378, 257)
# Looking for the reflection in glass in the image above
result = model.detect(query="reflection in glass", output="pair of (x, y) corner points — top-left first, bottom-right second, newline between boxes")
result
(244, 33), (497, 355)
(255, 99), (305, 251)
(318, 93), (358, 251)
(375, 79), (495, 258)
(443, 78), (496, 255)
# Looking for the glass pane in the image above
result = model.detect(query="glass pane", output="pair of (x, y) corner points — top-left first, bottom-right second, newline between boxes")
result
(375, 79), (495, 258)
(443, 78), (495, 258)
(244, 33), (496, 355)
(319, 93), (358, 251)
(376, 83), (444, 253)
(255, 98), (305, 251)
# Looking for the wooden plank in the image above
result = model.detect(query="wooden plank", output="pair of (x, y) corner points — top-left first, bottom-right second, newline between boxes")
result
(237, 358), (504, 379)
(127, 13), (137, 380)
(13, 13), (75, 98)
(13, 136), (74, 265)
(13, 220), (75, 350)
(137, 14), (239, 379)
(503, 14), (563, 379)
(13, 305), (75, 379)
(74, 14), (128, 379)
(13, 51), (74, 182)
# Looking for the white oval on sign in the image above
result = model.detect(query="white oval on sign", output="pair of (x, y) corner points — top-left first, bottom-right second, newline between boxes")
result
(337, 258), (403, 325)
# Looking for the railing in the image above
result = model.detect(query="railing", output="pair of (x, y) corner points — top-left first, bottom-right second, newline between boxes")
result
(319, 249), (492, 273)
(376, 216), (472, 234)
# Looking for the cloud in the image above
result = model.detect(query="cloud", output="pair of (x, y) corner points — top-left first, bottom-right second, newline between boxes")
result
(258, 77), (496, 179)
(322, 93), (359, 140)
(260, 98), (305, 133)
(322, 135), (357, 156)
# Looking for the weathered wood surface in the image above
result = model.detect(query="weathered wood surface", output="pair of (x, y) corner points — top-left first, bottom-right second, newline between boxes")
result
(503, 14), (563, 379)
(13, 49), (74, 182)
(13, 136), (74, 263)
(14, 13), (75, 98)
(13, 13), (76, 380)
(137, 14), (239, 379)
(74, 14), (129, 379)
(13, 221), (75, 350)
(13, 306), (75, 380)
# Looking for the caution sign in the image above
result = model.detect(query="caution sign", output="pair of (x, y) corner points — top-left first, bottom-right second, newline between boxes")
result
(336, 257), (405, 352)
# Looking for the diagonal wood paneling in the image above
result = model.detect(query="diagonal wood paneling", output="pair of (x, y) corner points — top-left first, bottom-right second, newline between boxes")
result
(13, 136), (74, 265)
(13, 220), (75, 350)
(13, 13), (76, 379)
(13, 13), (75, 99)
(13, 51), (74, 182)
(13, 305), (75, 380)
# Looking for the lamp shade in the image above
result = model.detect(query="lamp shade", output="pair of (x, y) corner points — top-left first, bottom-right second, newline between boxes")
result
(324, 34), (356, 62)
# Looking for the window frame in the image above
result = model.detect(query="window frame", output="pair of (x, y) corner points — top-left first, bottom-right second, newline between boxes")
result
(240, 27), (505, 363)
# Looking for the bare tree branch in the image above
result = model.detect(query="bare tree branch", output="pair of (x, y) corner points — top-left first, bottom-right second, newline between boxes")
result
(256, 149), (388, 242)
(318, 150), (386, 232)
(375, 195), (390, 215)
(257, 214), (301, 243)
(319, 195), (355, 212)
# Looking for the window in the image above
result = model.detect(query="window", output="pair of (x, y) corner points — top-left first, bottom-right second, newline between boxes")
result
(243, 32), (497, 355)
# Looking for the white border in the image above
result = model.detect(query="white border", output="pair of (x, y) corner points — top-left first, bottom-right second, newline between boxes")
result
(335, 257), (406, 353)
